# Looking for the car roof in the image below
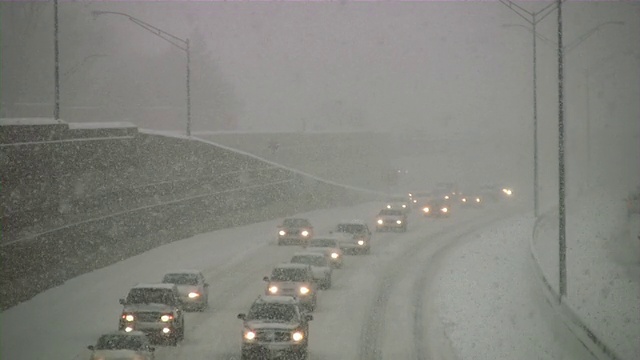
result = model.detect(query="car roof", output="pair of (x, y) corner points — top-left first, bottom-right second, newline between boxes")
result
(309, 236), (341, 242)
(254, 295), (300, 305)
(337, 219), (368, 225)
(292, 251), (325, 258)
(131, 283), (177, 290)
(273, 263), (311, 270)
(163, 269), (202, 276)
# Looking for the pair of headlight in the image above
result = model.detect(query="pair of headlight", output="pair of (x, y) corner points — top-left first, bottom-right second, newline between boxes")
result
(188, 292), (200, 299)
(331, 252), (339, 259)
(268, 286), (310, 295)
(122, 314), (135, 322)
(160, 314), (174, 322)
(244, 330), (304, 342)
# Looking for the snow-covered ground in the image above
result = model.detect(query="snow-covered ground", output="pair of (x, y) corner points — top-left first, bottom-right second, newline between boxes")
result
(1, 199), (596, 360)
(533, 188), (640, 360)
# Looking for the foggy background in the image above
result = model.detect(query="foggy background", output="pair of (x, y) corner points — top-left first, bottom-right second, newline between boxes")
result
(2, 1), (639, 199)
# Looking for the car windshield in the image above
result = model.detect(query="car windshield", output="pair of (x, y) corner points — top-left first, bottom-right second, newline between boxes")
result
(162, 273), (198, 286)
(379, 209), (403, 216)
(96, 334), (145, 351)
(126, 288), (175, 305)
(282, 219), (309, 227)
(247, 304), (297, 322)
(270, 268), (308, 282)
(291, 255), (327, 267)
(309, 239), (338, 248)
(336, 224), (365, 234)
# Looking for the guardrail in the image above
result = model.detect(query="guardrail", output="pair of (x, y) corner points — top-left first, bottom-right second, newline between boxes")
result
(530, 211), (624, 360)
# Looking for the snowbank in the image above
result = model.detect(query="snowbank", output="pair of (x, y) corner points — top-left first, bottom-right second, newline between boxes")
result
(532, 188), (639, 360)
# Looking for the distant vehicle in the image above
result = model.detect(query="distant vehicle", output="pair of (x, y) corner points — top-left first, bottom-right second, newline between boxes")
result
(305, 236), (344, 268)
(431, 182), (460, 201)
(87, 331), (155, 360)
(263, 263), (318, 311)
(118, 283), (185, 345)
(459, 193), (484, 208)
(290, 251), (333, 289)
(375, 208), (408, 232)
(331, 220), (372, 255)
(408, 191), (431, 207)
(384, 201), (411, 214)
(421, 199), (451, 218)
(479, 184), (514, 202)
(161, 270), (209, 311)
(277, 218), (314, 246)
(237, 295), (313, 360)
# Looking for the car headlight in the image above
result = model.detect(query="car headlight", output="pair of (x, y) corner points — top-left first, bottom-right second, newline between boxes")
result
(413, 199), (417, 203)
(292, 331), (304, 342)
(123, 314), (134, 322)
(188, 292), (200, 298)
(301, 230), (309, 237)
(396, 220), (402, 224)
(462, 198), (467, 202)
(377, 219), (383, 225)
(444, 195), (450, 200)
(160, 314), (173, 322)
(475, 198), (481, 203)
(423, 207), (430, 213)
(386, 204), (391, 209)
(124, 326), (133, 332)
(502, 188), (513, 195)
(278, 230), (286, 236)
(162, 327), (171, 334)
(441, 207), (448, 213)
(331, 252), (339, 259)
(244, 330), (256, 340)
(402, 204), (406, 208)
(357, 240), (365, 246)
(299, 286), (310, 295)
(268, 286), (279, 294)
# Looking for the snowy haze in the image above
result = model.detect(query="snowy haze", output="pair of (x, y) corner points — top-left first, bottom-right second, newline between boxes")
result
(2, 1), (637, 135)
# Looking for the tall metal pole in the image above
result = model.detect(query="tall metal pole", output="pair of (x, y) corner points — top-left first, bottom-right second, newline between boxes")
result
(532, 19), (539, 217)
(54, 0), (60, 120)
(557, 0), (567, 300)
(186, 39), (191, 137)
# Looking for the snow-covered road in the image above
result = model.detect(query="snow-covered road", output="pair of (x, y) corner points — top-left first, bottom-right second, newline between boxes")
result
(2, 200), (593, 360)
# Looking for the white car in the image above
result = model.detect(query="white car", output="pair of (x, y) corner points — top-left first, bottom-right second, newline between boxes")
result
(290, 251), (333, 289)
(88, 331), (155, 360)
(332, 220), (372, 255)
(161, 270), (209, 311)
(305, 237), (344, 268)
(264, 263), (318, 311)
(375, 208), (408, 232)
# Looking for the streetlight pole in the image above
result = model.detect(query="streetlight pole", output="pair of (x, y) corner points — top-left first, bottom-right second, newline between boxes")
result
(500, 0), (560, 218)
(54, 0), (60, 121)
(557, 0), (566, 300)
(92, 11), (192, 136)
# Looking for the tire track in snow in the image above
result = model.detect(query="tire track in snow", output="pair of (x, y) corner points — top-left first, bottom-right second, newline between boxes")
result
(359, 210), (512, 360)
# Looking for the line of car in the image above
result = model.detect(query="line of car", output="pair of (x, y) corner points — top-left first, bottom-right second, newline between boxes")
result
(237, 218), (375, 359)
(85, 186), (513, 360)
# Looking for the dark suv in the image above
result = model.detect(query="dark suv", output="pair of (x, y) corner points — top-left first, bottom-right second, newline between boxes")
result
(118, 283), (185, 345)
(238, 296), (313, 360)
(277, 218), (314, 245)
